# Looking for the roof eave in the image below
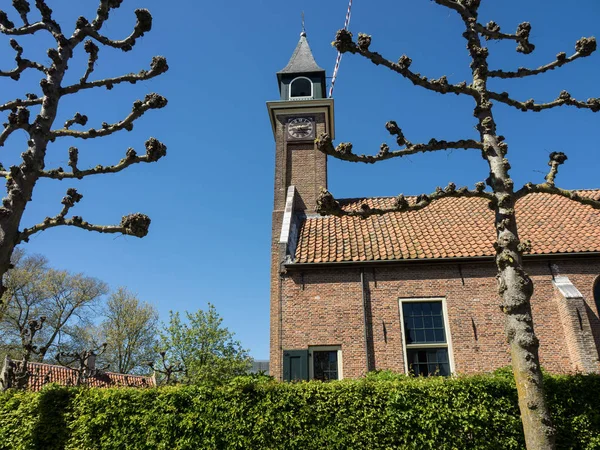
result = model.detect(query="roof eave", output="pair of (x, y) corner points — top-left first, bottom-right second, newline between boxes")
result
(284, 251), (600, 270)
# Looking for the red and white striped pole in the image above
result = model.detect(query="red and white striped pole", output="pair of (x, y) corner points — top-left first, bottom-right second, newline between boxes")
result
(329, 0), (354, 98)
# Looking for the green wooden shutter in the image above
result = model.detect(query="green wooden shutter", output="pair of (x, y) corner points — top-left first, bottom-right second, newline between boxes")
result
(282, 350), (308, 381)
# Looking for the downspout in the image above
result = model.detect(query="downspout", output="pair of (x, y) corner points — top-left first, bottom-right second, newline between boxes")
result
(360, 269), (370, 373)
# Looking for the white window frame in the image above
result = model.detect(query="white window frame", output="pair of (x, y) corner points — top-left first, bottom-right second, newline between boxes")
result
(308, 345), (343, 380)
(398, 297), (455, 375)
(289, 76), (314, 101)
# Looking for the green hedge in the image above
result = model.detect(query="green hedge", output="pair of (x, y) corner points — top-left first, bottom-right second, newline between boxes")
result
(0, 373), (599, 449)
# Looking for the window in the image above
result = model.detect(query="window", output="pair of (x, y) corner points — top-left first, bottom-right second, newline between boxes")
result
(282, 346), (343, 381)
(289, 77), (313, 100)
(310, 346), (342, 381)
(399, 299), (453, 376)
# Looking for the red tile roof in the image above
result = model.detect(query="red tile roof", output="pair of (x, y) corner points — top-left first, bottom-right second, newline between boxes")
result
(15, 361), (155, 391)
(294, 190), (600, 264)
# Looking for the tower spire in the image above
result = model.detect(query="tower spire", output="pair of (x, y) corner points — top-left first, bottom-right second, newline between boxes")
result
(301, 11), (306, 36)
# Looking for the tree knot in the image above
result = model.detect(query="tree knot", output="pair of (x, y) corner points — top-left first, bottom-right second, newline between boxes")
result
(120, 213), (151, 237)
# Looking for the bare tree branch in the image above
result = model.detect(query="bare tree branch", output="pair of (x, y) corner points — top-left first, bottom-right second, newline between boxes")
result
(316, 128), (482, 164)
(19, 208), (151, 244)
(0, 95), (42, 112)
(489, 37), (596, 78)
(91, 0), (124, 31)
(75, 8), (152, 52)
(34, 138), (166, 180)
(333, 29), (477, 98)
(431, 0), (470, 17)
(488, 89), (600, 112)
(515, 152), (600, 210)
(316, 182), (493, 219)
(79, 40), (99, 84)
(61, 56), (168, 96)
(0, 106), (30, 147)
(474, 21), (535, 54)
(0, 38), (47, 79)
(51, 93), (167, 140)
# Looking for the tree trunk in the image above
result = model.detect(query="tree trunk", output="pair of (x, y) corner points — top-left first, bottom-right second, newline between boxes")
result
(465, 16), (557, 449)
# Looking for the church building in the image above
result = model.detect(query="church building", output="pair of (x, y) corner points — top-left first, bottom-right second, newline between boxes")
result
(267, 32), (600, 381)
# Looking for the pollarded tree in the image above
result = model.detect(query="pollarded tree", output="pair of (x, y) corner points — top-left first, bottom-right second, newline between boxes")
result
(315, 1), (599, 449)
(0, 1), (168, 301)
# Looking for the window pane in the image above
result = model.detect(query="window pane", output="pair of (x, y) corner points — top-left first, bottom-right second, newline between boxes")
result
(313, 351), (338, 381)
(290, 78), (312, 98)
(407, 348), (449, 376)
(403, 301), (447, 344)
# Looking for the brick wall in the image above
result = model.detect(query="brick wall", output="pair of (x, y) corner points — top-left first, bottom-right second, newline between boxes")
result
(270, 109), (328, 379)
(272, 258), (600, 380)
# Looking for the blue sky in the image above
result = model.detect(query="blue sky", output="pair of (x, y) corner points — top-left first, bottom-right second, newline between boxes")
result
(1, 1), (598, 359)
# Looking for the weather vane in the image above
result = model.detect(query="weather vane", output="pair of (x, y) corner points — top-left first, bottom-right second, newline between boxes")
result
(301, 11), (306, 34)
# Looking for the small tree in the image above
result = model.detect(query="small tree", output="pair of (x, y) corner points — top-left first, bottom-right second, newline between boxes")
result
(0, 250), (107, 363)
(157, 304), (252, 384)
(315, 1), (599, 448)
(101, 287), (158, 374)
(0, 1), (168, 301)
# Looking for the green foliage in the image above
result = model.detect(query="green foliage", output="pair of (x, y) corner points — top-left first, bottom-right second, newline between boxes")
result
(157, 304), (251, 384)
(0, 373), (599, 449)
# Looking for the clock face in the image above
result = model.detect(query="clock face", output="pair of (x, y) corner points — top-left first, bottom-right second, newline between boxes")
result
(287, 117), (314, 140)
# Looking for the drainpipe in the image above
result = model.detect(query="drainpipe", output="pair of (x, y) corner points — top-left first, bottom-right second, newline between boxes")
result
(360, 269), (370, 373)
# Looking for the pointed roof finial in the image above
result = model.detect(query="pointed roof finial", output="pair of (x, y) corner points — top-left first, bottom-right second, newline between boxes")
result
(277, 20), (325, 75)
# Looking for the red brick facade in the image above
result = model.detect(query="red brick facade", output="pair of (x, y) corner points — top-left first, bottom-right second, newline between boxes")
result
(267, 38), (600, 381)
(275, 260), (600, 379)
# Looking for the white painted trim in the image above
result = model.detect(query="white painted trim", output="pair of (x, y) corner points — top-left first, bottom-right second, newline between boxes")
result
(266, 98), (335, 140)
(398, 297), (455, 375)
(289, 76), (314, 100)
(308, 345), (343, 380)
(279, 186), (296, 244)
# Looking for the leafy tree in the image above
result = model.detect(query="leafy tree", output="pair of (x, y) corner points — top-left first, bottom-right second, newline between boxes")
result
(157, 304), (252, 384)
(0, 1), (168, 301)
(0, 250), (107, 363)
(101, 287), (158, 374)
(315, 1), (599, 448)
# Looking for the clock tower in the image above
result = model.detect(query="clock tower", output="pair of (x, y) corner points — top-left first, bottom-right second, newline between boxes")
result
(267, 31), (335, 379)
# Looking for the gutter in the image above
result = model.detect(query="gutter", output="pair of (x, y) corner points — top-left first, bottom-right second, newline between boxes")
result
(283, 251), (600, 271)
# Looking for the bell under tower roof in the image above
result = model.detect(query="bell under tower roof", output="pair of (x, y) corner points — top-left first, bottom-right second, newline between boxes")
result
(278, 31), (325, 75)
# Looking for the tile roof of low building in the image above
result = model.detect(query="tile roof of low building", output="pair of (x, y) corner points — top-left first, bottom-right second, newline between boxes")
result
(294, 190), (600, 264)
(15, 360), (155, 391)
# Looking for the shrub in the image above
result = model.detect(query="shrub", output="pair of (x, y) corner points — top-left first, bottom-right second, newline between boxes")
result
(0, 373), (599, 449)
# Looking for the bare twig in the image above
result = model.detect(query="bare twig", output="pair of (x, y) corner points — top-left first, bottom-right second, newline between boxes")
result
(0, 95), (42, 112)
(0, 106), (30, 147)
(474, 21), (535, 54)
(515, 152), (600, 210)
(0, 38), (47, 79)
(333, 29), (477, 98)
(36, 138), (166, 180)
(489, 37), (596, 78)
(18, 210), (151, 244)
(62, 56), (168, 96)
(80, 40), (99, 84)
(76, 8), (152, 52)
(51, 93), (167, 139)
(316, 182), (493, 218)
(316, 130), (482, 163)
(488, 90), (600, 112)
